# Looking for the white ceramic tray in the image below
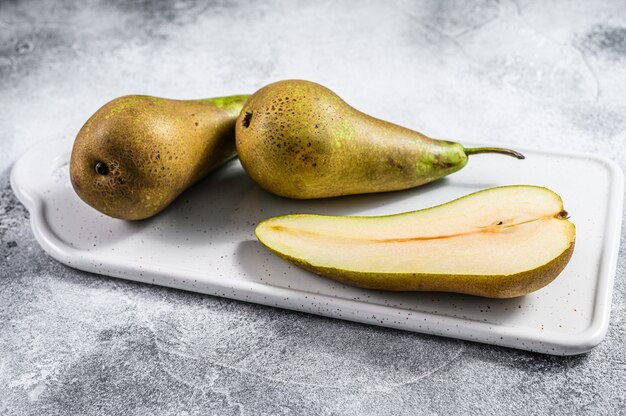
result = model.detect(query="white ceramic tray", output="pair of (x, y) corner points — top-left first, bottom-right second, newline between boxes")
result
(11, 138), (624, 355)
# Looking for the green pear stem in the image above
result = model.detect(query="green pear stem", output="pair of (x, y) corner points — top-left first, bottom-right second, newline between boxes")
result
(464, 147), (525, 160)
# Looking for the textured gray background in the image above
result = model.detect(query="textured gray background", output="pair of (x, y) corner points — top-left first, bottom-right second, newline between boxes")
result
(1, 0), (626, 415)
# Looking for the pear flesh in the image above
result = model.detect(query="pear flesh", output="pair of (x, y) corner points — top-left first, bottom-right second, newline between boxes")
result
(256, 186), (576, 298)
(236, 79), (523, 199)
(70, 94), (248, 220)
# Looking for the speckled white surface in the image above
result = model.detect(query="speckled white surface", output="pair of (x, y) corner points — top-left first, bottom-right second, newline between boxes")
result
(2, 0), (626, 414)
(10, 138), (624, 355)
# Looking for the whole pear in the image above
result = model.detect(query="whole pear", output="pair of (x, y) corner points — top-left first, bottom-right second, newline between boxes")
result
(70, 94), (248, 220)
(236, 80), (523, 199)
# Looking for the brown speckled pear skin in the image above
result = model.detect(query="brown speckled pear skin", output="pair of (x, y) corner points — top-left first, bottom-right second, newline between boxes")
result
(70, 94), (248, 220)
(255, 185), (576, 298)
(236, 80), (523, 199)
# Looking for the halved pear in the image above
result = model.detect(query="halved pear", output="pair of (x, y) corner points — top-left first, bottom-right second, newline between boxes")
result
(255, 186), (576, 298)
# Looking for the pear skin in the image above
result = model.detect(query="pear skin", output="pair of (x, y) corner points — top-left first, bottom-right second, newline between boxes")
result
(70, 94), (248, 220)
(255, 186), (576, 298)
(236, 80), (523, 199)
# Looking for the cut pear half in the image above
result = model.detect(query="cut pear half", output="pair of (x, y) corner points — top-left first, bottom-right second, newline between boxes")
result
(256, 186), (576, 298)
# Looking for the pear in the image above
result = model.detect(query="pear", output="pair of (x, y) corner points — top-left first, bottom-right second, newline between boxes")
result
(70, 94), (248, 220)
(236, 80), (524, 199)
(256, 186), (576, 298)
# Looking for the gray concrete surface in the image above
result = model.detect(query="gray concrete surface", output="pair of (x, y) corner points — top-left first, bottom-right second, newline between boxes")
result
(1, 0), (626, 414)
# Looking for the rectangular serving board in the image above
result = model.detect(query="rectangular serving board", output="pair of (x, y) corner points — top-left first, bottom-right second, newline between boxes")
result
(11, 138), (624, 355)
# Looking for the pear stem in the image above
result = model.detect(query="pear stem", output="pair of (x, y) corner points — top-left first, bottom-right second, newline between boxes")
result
(464, 147), (525, 159)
